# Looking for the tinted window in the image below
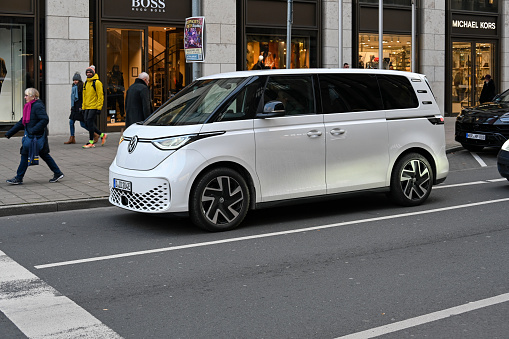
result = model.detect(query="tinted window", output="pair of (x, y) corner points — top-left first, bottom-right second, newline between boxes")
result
(144, 78), (246, 126)
(217, 77), (265, 121)
(377, 75), (418, 110)
(319, 74), (383, 113)
(451, 0), (498, 13)
(263, 76), (315, 115)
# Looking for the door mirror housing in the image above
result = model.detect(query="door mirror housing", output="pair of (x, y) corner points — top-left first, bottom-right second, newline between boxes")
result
(257, 100), (285, 118)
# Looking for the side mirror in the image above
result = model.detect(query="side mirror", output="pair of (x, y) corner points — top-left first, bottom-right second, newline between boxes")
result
(257, 100), (285, 118)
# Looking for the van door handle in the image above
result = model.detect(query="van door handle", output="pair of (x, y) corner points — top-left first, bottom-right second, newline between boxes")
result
(307, 130), (323, 138)
(330, 128), (346, 136)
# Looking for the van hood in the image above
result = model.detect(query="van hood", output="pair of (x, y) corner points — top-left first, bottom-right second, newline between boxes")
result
(116, 124), (203, 170)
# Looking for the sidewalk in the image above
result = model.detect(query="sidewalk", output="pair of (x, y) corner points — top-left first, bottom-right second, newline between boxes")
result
(0, 131), (119, 217)
(0, 118), (462, 217)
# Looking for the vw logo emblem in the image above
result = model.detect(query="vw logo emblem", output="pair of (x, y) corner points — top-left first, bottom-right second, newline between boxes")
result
(128, 135), (138, 154)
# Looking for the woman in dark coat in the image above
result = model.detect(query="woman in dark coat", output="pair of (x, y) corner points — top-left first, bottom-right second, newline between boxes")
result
(4, 88), (64, 185)
(64, 72), (89, 144)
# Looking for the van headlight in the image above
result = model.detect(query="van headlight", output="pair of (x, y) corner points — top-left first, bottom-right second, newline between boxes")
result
(151, 135), (196, 150)
(502, 139), (509, 152)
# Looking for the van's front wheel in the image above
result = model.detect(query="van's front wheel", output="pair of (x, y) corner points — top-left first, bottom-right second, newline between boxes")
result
(389, 153), (433, 206)
(190, 167), (250, 232)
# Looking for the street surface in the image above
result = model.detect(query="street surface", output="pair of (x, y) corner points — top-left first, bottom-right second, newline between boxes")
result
(1, 149), (509, 338)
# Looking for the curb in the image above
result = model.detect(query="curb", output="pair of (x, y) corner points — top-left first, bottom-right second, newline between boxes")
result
(0, 197), (111, 218)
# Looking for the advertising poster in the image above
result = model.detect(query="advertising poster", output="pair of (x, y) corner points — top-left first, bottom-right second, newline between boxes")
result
(184, 17), (205, 62)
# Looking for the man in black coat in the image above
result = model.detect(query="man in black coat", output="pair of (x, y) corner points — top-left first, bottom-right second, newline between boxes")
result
(125, 72), (152, 128)
(479, 74), (496, 104)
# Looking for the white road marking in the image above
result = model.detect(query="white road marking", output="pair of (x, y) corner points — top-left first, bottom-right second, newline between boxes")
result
(0, 250), (123, 339)
(434, 177), (507, 189)
(35, 197), (509, 270)
(471, 152), (488, 167)
(336, 292), (509, 338)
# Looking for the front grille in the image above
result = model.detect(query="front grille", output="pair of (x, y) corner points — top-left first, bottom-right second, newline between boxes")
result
(110, 182), (170, 212)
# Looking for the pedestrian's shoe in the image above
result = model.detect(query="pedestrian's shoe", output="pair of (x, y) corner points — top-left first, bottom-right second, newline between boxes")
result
(49, 173), (64, 183)
(101, 133), (108, 146)
(6, 177), (23, 185)
(83, 142), (95, 148)
(64, 136), (76, 144)
(93, 133), (100, 144)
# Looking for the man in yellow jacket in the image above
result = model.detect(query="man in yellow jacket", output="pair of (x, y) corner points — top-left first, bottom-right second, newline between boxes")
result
(82, 65), (107, 148)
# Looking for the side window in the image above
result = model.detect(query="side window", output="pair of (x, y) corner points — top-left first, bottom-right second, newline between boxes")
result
(217, 77), (264, 121)
(263, 75), (315, 115)
(377, 75), (419, 109)
(319, 74), (383, 113)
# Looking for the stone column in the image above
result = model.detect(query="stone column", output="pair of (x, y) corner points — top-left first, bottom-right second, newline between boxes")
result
(501, 0), (509, 92)
(419, 2), (446, 114)
(323, 0), (352, 69)
(45, 0), (90, 135)
(201, 0), (236, 76)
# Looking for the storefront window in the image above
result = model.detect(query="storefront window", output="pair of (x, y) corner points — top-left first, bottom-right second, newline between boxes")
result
(359, 0), (411, 5)
(246, 35), (310, 70)
(0, 23), (30, 124)
(451, 0), (498, 13)
(451, 41), (495, 115)
(358, 34), (411, 71)
(106, 28), (144, 126)
(148, 27), (186, 109)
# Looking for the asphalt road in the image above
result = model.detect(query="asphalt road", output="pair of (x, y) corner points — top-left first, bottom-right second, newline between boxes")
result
(1, 149), (509, 339)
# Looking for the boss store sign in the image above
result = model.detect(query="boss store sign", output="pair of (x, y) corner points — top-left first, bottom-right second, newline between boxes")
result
(451, 13), (497, 36)
(102, 0), (191, 21)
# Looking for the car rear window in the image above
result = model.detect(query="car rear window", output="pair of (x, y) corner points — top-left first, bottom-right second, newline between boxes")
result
(319, 74), (383, 113)
(377, 74), (419, 110)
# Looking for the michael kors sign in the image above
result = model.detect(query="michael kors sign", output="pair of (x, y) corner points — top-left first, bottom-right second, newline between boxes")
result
(451, 13), (497, 36)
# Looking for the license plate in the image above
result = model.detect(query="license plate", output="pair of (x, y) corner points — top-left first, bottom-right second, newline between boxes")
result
(113, 178), (132, 193)
(466, 133), (486, 140)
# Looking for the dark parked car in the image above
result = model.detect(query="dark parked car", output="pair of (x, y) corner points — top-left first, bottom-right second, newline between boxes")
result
(455, 89), (509, 152)
(498, 140), (509, 180)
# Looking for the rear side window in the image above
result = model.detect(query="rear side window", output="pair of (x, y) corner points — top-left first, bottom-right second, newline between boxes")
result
(319, 74), (383, 113)
(377, 75), (419, 109)
(263, 75), (315, 115)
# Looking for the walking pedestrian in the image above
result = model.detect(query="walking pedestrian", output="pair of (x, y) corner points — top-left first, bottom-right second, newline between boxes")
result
(82, 65), (107, 148)
(4, 88), (64, 185)
(125, 72), (152, 128)
(64, 72), (89, 144)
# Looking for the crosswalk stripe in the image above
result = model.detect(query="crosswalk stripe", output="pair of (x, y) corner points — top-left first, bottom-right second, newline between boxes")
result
(0, 250), (123, 339)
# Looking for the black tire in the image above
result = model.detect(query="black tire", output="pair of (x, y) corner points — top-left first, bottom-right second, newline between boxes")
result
(190, 167), (250, 232)
(461, 143), (484, 152)
(389, 153), (433, 207)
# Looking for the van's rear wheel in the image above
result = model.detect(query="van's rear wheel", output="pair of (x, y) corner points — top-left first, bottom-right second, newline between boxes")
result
(190, 167), (250, 232)
(389, 153), (433, 206)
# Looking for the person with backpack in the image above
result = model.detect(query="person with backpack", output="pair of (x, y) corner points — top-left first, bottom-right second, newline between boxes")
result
(64, 72), (90, 144)
(82, 65), (107, 148)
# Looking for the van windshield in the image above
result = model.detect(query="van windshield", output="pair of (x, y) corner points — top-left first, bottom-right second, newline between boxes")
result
(144, 77), (247, 126)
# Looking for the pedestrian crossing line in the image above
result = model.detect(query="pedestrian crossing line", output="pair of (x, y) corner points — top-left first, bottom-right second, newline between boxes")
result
(0, 250), (123, 339)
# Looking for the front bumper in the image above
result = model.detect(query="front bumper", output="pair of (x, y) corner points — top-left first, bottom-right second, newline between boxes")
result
(497, 149), (509, 179)
(455, 122), (509, 148)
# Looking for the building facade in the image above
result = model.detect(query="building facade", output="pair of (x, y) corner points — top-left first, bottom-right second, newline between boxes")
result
(0, 0), (508, 136)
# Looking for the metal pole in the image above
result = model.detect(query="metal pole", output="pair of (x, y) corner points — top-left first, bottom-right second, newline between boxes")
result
(378, 0), (383, 69)
(286, 0), (293, 69)
(338, 0), (343, 68)
(192, 0), (201, 80)
(411, 0), (416, 73)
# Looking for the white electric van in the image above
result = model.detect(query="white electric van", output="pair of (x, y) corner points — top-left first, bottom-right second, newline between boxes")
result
(109, 69), (449, 231)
